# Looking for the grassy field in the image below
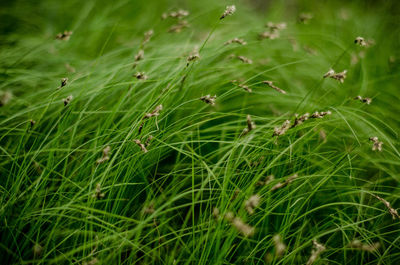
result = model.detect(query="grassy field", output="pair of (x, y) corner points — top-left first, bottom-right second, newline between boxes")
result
(1, 0), (400, 264)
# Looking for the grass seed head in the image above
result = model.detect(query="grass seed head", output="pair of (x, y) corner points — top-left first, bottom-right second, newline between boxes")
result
(311, 111), (331, 119)
(63, 95), (73, 106)
(135, 72), (148, 80)
(168, 20), (189, 33)
(224, 38), (247, 45)
(242, 115), (256, 136)
(93, 183), (105, 199)
(273, 234), (287, 258)
(355, 36), (367, 46)
(220, 5), (236, 19)
(273, 120), (291, 137)
(187, 46), (200, 65)
(144, 104), (163, 119)
(258, 31), (280, 40)
(134, 49), (144, 62)
(0, 91), (13, 106)
(232, 217), (254, 237)
(349, 240), (380, 252)
(162, 9), (189, 20)
(134, 139), (148, 153)
(271, 174), (298, 191)
(236, 55), (253, 64)
(323, 69), (347, 83)
(96, 145), (111, 164)
(200, 94), (216, 106)
(59, 77), (68, 89)
(244, 194), (261, 215)
(142, 30), (153, 45)
(373, 194), (399, 220)
(56, 30), (72, 40)
(369, 137), (383, 152)
(298, 13), (313, 24)
(354, 95), (372, 105)
(307, 240), (326, 265)
(263, 80), (287, 94)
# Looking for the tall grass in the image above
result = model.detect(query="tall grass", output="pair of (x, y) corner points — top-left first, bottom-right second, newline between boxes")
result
(1, 0), (400, 264)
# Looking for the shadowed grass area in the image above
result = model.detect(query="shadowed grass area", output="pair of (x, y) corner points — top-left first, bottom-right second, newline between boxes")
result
(1, 0), (400, 264)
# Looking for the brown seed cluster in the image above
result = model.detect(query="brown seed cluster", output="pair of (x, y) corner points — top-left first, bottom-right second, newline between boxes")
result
(349, 239), (380, 252)
(139, 105), (163, 133)
(134, 72), (148, 80)
(162, 9), (189, 20)
(187, 46), (200, 66)
(273, 234), (287, 258)
(257, 175), (275, 186)
(373, 194), (399, 220)
(224, 38), (247, 46)
(273, 120), (291, 137)
(263, 80), (287, 94)
(200, 94), (217, 106)
(59, 77), (68, 89)
(220, 5), (236, 19)
(96, 145), (111, 164)
(323, 69), (347, 83)
(298, 13), (313, 24)
(142, 30), (154, 46)
(244, 194), (261, 214)
(236, 55), (253, 64)
(232, 80), (252, 93)
(354, 36), (367, 47)
(369, 137), (383, 152)
(259, 22), (286, 40)
(271, 174), (298, 191)
(241, 115), (256, 136)
(213, 208), (255, 237)
(134, 136), (153, 153)
(63, 95), (73, 106)
(354, 95), (372, 105)
(92, 183), (105, 199)
(307, 240), (326, 265)
(56, 30), (73, 41)
(168, 20), (189, 33)
(0, 91), (12, 106)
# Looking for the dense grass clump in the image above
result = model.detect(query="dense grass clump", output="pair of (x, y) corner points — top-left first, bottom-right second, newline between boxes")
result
(1, 0), (400, 264)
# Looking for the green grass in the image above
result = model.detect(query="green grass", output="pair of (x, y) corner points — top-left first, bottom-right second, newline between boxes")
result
(1, 0), (400, 264)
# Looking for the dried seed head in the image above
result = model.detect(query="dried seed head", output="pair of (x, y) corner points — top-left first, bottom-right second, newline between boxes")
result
(83, 258), (99, 265)
(134, 72), (148, 80)
(307, 240), (326, 265)
(224, 211), (234, 222)
(134, 49), (144, 62)
(244, 194), (261, 215)
(168, 20), (189, 33)
(273, 234), (287, 258)
(220, 5), (236, 19)
(237, 55), (253, 64)
(298, 13), (313, 24)
(372, 194), (399, 220)
(266, 22), (287, 31)
(354, 36), (367, 46)
(231, 217), (254, 237)
(96, 145), (111, 164)
(310, 111), (331, 119)
(56, 30), (73, 41)
(134, 139), (148, 153)
(271, 174), (298, 191)
(292, 113), (310, 128)
(263, 80), (287, 94)
(30, 119), (36, 128)
(33, 243), (43, 258)
(257, 175), (275, 186)
(323, 69), (347, 83)
(142, 30), (154, 46)
(59, 77), (68, 89)
(369, 137), (383, 152)
(224, 38), (247, 46)
(349, 240), (380, 252)
(144, 104), (163, 119)
(187, 46), (200, 65)
(0, 91), (13, 106)
(145, 135), (153, 147)
(258, 31), (280, 40)
(162, 9), (189, 20)
(241, 115), (256, 136)
(63, 95), (73, 106)
(93, 183), (105, 199)
(273, 120), (291, 137)
(213, 207), (220, 219)
(200, 94), (217, 106)
(354, 95), (372, 105)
